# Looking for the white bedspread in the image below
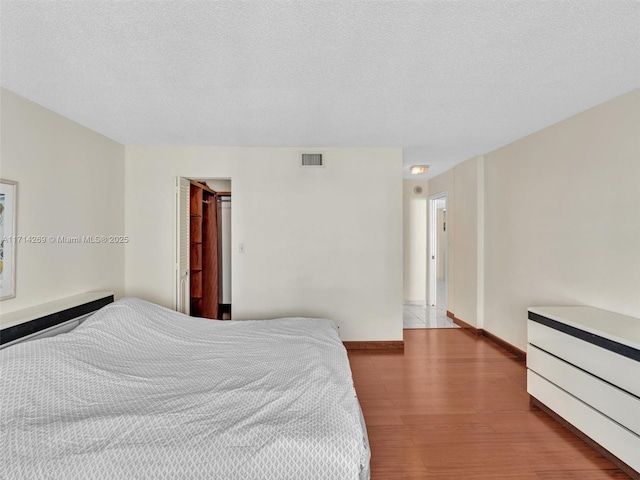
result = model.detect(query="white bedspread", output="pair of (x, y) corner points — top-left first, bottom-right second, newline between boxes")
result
(0, 298), (370, 479)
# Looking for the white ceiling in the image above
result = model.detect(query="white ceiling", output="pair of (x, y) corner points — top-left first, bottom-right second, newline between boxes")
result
(1, 1), (639, 179)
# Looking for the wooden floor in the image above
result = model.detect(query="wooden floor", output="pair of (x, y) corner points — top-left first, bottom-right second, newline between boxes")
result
(348, 329), (630, 479)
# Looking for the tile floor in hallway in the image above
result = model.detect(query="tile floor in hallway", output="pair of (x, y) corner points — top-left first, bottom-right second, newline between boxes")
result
(403, 301), (458, 329)
(404, 280), (458, 329)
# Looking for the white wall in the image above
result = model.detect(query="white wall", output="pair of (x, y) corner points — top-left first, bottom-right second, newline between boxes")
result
(452, 156), (483, 326)
(484, 89), (640, 349)
(125, 146), (403, 341)
(402, 179), (428, 301)
(0, 89), (125, 314)
(426, 91), (640, 347)
(428, 156), (484, 325)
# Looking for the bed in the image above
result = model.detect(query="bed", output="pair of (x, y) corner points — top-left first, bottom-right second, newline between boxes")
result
(0, 297), (370, 479)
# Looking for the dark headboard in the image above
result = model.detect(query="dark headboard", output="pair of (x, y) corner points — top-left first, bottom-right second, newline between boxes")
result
(0, 292), (114, 348)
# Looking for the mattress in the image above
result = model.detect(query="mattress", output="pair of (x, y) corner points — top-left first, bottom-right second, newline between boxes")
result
(0, 298), (370, 479)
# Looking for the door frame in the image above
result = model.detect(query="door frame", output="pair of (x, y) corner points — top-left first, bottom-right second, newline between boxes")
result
(174, 177), (232, 316)
(174, 177), (191, 314)
(428, 192), (448, 306)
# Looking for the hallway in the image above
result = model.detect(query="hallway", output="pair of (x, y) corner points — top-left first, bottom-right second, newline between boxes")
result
(403, 280), (457, 329)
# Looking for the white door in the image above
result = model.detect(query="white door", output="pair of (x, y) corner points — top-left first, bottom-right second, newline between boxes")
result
(175, 177), (190, 314)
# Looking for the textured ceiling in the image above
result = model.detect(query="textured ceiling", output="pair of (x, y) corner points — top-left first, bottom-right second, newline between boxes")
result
(2, 1), (639, 178)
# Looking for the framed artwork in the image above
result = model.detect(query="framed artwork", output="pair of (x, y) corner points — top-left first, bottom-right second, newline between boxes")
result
(0, 179), (17, 300)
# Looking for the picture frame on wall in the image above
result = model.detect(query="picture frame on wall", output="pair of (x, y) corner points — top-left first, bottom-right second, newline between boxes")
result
(0, 179), (18, 300)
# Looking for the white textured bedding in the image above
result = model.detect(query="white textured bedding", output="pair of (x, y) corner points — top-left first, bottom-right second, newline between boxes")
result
(0, 298), (370, 479)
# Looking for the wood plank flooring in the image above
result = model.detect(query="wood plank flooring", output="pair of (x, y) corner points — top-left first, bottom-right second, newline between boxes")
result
(348, 329), (630, 479)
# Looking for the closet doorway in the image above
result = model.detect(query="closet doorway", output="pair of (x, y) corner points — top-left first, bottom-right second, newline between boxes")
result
(176, 177), (232, 319)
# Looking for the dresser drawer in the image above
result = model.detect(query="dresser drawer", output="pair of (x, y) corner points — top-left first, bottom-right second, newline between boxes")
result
(528, 370), (640, 473)
(528, 344), (640, 435)
(528, 320), (640, 397)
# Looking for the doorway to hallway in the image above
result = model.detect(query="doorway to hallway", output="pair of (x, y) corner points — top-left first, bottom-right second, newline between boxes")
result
(403, 192), (457, 329)
(429, 193), (447, 309)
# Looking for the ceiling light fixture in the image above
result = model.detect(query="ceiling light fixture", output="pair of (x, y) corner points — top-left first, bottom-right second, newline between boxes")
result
(410, 165), (429, 175)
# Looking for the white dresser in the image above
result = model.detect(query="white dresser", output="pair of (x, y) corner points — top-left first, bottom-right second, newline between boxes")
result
(527, 306), (640, 478)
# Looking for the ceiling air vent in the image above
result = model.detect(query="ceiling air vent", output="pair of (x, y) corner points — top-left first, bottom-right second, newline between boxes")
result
(300, 153), (324, 167)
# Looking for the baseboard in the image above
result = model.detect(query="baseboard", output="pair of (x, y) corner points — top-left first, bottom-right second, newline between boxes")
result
(481, 329), (527, 361)
(451, 314), (481, 335)
(447, 311), (526, 361)
(530, 396), (640, 480)
(343, 341), (404, 351)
